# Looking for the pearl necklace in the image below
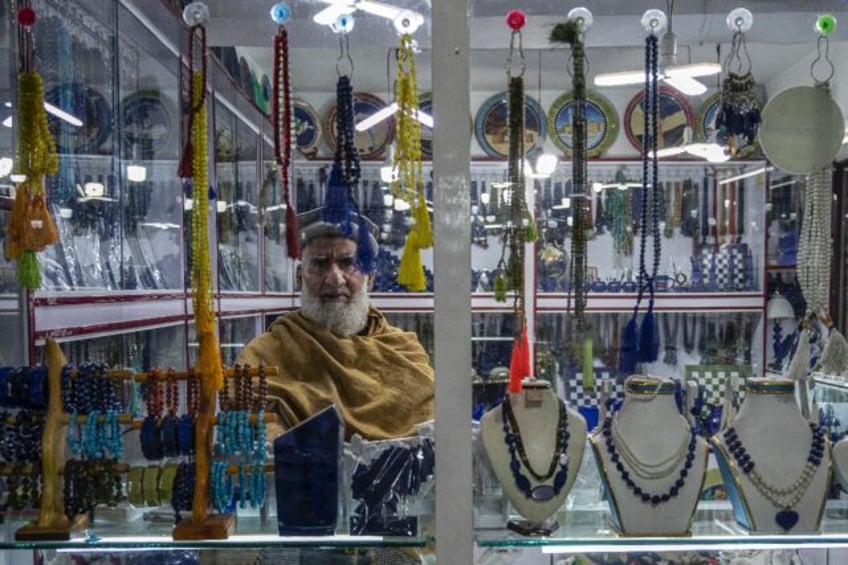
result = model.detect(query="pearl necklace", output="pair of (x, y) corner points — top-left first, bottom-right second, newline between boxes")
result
(797, 168), (831, 316)
(501, 396), (571, 502)
(611, 415), (690, 480)
(601, 398), (698, 506)
(721, 424), (825, 531)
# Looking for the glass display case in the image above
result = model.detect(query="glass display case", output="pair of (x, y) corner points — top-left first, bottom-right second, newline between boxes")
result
(0, 0), (847, 563)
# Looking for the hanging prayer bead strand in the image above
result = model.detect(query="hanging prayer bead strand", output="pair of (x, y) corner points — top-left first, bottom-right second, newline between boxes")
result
(272, 8), (298, 258)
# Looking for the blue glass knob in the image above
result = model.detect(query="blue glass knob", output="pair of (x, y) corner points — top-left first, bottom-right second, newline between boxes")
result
(332, 13), (355, 33)
(270, 3), (291, 25)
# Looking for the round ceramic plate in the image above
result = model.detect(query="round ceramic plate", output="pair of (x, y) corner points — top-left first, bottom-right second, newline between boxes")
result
(121, 90), (174, 155)
(548, 90), (618, 157)
(696, 92), (758, 159)
(292, 98), (322, 157)
(474, 92), (547, 159)
(624, 86), (694, 152)
(324, 92), (395, 159)
(44, 83), (112, 154)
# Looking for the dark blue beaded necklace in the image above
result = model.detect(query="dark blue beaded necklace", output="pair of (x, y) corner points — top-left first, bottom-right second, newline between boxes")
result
(501, 396), (570, 502)
(601, 399), (698, 506)
(721, 423), (825, 531)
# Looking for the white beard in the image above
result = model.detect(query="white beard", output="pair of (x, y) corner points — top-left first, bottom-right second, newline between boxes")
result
(300, 284), (370, 336)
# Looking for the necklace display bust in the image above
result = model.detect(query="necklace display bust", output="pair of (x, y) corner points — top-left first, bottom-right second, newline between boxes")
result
(711, 378), (831, 533)
(480, 379), (587, 532)
(590, 375), (708, 536)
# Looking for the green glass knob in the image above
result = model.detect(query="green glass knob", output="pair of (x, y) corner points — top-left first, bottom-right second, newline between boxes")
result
(816, 14), (837, 36)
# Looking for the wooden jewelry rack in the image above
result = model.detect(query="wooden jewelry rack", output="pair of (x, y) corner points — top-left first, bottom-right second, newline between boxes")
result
(16, 338), (277, 542)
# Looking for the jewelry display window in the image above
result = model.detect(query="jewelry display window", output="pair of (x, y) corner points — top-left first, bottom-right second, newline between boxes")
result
(261, 137), (293, 293)
(214, 97), (261, 293)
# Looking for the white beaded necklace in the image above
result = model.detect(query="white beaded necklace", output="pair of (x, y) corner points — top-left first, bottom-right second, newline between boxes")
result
(797, 168), (831, 316)
(611, 416), (690, 480)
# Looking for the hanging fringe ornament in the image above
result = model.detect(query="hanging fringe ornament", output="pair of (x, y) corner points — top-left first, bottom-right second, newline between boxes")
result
(183, 12), (223, 394)
(393, 33), (431, 290)
(325, 33), (373, 273)
(619, 31), (661, 372)
(551, 16), (593, 383)
(272, 5), (298, 259)
(508, 321), (530, 394)
(502, 12), (536, 387)
(5, 6), (60, 289)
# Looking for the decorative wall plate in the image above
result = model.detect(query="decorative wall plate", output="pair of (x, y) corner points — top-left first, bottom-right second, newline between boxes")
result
(696, 92), (759, 159)
(474, 92), (547, 159)
(44, 83), (112, 154)
(623, 86), (694, 152)
(121, 90), (174, 155)
(292, 98), (322, 157)
(323, 92), (395, 159)
(548, 90), (618, 157)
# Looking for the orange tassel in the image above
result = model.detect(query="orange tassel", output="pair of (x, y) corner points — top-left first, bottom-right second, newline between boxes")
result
(508, 323), (531, 393)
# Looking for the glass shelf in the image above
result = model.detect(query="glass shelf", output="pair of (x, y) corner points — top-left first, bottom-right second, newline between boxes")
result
(475, 500), (848, 552)
(0, 516), (431, 551)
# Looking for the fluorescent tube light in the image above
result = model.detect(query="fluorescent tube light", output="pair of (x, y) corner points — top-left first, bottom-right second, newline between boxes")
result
(355, 103), (433, 132)
(664, 62), (722, 78)
(313, 3), (354, 25)
(594, 70), (647, 87)
(357, 0), (402, 20)
(663, 74), (707, 96)
(43, 101), (83, 127)
(718, 166), (773, 186)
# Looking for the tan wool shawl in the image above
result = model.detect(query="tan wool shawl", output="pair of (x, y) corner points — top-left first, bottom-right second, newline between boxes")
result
(237, 307), (435, 440)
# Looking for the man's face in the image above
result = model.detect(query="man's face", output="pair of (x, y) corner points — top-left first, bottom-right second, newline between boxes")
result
(299, 236), (371, 335)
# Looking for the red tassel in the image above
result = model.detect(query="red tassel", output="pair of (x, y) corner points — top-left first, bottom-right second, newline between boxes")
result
(508, 323), (531, 393)
(285, 197), (299, 258)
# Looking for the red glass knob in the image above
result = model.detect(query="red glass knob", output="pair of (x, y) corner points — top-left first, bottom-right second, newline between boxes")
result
(17, 7), (36, 28)
(506, 10), (525, 31)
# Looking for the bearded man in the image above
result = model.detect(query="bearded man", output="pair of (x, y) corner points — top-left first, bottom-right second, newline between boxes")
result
(236, 208), (435, 440)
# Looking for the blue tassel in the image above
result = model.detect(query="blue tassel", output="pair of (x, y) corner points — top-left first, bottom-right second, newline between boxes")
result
(355, 210), (375, 274)
(638, 308), (659, 363)
(619, 317), (639, 374)
(322, 167), (354, 237)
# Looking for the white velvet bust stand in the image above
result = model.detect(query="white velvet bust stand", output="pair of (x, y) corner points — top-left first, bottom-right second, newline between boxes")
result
(711, 378), (831, 533)
(833, 437), (848, 492)
(590, 375), (709, 536)
(480, 380), (587, 532)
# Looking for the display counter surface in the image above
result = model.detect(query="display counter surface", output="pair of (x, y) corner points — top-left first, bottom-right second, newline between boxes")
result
(475, 500), (848, 550)
(0, 516), (432, 550)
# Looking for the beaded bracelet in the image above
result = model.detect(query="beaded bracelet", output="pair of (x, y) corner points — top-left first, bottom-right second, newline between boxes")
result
(28, 366), (46, 409)
(171, 461), (195, 523)
(211, 460), (233, 513)
(178, 370), (199, 456)
(158, 462), (179, 505)
(143, 465), (161, 507)
(127, 466), (145, 507)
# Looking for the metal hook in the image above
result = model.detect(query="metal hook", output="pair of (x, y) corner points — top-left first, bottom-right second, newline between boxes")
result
(336, 33), (354, 77)
(723, 31), (751, 76)
(810, 34), (834, 86)
(506, 30), (525, 78)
